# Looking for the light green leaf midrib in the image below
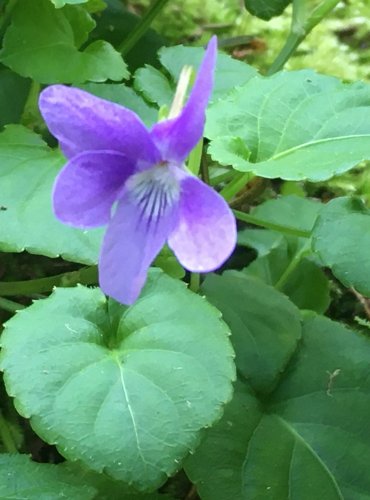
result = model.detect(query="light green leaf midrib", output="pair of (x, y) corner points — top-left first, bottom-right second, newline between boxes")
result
(275, 415), (344, 500)
(260, 134), (370, 163)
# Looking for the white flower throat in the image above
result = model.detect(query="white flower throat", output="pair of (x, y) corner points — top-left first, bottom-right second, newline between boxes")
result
(126, 165), (180, 220)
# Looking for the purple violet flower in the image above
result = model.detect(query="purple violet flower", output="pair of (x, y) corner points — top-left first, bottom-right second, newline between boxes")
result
(39, 36), (236, 304)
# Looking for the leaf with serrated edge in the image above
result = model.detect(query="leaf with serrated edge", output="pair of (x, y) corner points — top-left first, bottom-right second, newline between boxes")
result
(207, 71), (370, 181)
(134, 44), (257, 107)
(0, 0), (128, 84)
(0, 270), (235, 490)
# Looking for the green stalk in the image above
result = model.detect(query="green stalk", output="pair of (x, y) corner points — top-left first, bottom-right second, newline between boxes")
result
(189, 273), (200, 293)
(0, 297), (25, 313)
(187, 139), (203, 175)
(0, 412), (18, 453)
(233, 209), (311, 238)
(220, 172), (251, 201)
(0, 266), (98, 296)
(267, 31), (303, 76)
(118, 0), (170, 56)
(267, 0), (341, 75)
(275, 243), (311, 290)
(209, 170), (234, 186)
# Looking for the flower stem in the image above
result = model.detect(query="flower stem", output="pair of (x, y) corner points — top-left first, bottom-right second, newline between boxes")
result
(0, 266), (98, 296)
(275, 243), (311, 290)
(0, 297), (25, 313)
(188, 139), (203, 175)
(267, 31), (303, 75)
(118, 0), (170, 56)
(210, 170), (234, 186)
(0, 411), (18, 453)
(267, 0), (340, 75)
(233, 209), (311, 238)
(189, 273), (200, 293)
(220, 172), (252, 201)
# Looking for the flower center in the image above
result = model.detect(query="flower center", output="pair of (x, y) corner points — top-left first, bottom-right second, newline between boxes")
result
(125, 165), (180, 222)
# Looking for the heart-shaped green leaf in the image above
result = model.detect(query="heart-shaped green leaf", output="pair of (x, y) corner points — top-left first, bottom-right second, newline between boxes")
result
(185, 282), (370, 499)
(0, 125), (101, 263)
(0, 270), (235, 490)
(207, 71), (370, 181)
(0, 0), (128, 83)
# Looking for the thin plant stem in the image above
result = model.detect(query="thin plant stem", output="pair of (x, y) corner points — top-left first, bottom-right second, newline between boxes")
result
(0, 297), (25, 313)
(0, 411), (18, 453)
(268, 0), (341, 75)
(187, 139), (203, 175)
(209, 170), (234, 186)
(0, 266), (98, 296)
(220, 172), (251, 201)
(275, 244), (311, 290)
(233, 209), (311, 238)
(189, 273), (200, 293)
(118, 0), (170, 55)
(267, 31), (303, 75)
(20, 80), (41, 127)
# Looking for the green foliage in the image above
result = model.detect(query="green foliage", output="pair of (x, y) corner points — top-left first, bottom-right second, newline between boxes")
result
(0, 454), (96, 499)
(135, 44), (257, 107)
(0, 270), (235, 490)
(207, 70), (370, 181)
(0, 69), (31, 127)
(202, 272), (301, 394)
(0, 454), (173, 499)
(0, 125), (101, 264)
(312, 196), (370, 295)
(243, 0), (290, 20)
(79, 82), (157, 127)
(0, 0), (128, 83)
(185, 285), (370, 499)
(0, 0), (369, 497)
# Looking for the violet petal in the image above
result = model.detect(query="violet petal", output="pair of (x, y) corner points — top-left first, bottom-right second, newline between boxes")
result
(53, 150), (134, 228)
(39, 85), (160, 164)
(150, 36), (217, 163)
(168, 173), (236, 272)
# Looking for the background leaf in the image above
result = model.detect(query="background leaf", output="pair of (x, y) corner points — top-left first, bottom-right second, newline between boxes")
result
(244, 243), (331, 313)
(202, 272), (301, 394)
(135, 44), (257, 108)
(243, 0), (291, 20)
(0, 454), (173, 499)
(0, 69), (31, 127)
(90, 1), (165, 71)
(0, 270), (235, 490)
(0, 125), (101, 263)
(207, 71), (370, 181)
(251, 195), (322, 234)
(79, 82), (157, 127)
(312, 196), (370, 295)
(0, 0), (128, 83)
(51, 0), (88, 7)
(186, 298), (370, 499)
(0, 454), (96, 499)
